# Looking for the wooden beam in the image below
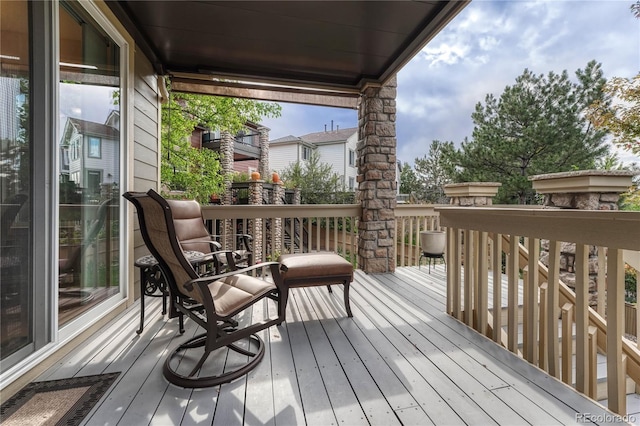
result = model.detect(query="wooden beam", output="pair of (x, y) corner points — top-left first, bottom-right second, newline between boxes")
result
(171, 78), (359, 109)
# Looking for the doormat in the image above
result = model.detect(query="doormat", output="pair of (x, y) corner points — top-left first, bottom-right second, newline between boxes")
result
(0, 372), (119, 426)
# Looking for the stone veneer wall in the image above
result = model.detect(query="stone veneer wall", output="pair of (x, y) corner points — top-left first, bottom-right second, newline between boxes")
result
(538, 192), (621, 306)
(258, 127), (270, 179)
(357, 76), (397, 273)
(249, 179), (263, 263)
(220, 131), (235, 249)
(530, 170), (636, 307)
(273, 182), (284, 256)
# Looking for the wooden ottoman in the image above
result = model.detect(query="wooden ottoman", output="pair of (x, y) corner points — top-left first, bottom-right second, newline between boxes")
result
(278, 252), (354, 319)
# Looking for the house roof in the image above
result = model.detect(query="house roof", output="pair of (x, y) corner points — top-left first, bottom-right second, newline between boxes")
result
(300, 127), (358, 144)
(106, 1), (469, 94)
(68, 118), (120, 140)
(269, 135), (302, 145)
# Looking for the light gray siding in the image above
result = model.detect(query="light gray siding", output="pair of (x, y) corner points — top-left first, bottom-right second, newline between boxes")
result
(270, 143), (300, 173)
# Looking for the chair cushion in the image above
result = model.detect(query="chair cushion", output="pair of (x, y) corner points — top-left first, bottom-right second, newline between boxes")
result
(208, 275), (276, 317)
(278, 252), (353, 281)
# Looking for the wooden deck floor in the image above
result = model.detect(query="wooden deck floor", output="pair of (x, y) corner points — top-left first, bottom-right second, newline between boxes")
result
(37, 265), (618, 425)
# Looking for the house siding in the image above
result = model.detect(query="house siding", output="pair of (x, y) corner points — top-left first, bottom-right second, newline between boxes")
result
(270, 144), (300, 174)
(131, 50), (161, 298)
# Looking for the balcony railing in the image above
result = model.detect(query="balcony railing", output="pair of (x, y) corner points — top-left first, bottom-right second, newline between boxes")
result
(201, 203), (444, 268)
(201, 204), (361, 265)
(437, 206), (640, 416)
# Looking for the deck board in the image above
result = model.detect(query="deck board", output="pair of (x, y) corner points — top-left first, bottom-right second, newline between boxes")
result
(29, 266), (619, 425)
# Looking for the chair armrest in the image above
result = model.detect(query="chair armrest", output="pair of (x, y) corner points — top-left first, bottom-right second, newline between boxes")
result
(185, 261), (283, 292)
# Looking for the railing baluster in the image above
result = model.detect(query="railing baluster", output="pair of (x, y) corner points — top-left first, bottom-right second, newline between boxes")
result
(606, 247), (626, 415)
(524, 238), (539, 364)
(477, 231), (488, 335)
(597, 246), (606, 316)
(464, 230), (474, 327)
(588, 325), (598, 399)
(547, 240), (560, 378)
(448, 227), (461, 319)
(561, 303), (573, 385)
(539, 282), (548, 371)
(575, 244), (589, 393)
(492, 233), (502, 344)
(333, 217), (339, 253)
(400, 218), (406, 267)
(508, 235), (519, 353)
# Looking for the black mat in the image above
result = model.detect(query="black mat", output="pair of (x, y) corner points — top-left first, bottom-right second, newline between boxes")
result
(0, 372), (120, 426)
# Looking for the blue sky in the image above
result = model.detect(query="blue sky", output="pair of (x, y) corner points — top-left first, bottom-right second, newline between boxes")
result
(262, 0), (640, 166)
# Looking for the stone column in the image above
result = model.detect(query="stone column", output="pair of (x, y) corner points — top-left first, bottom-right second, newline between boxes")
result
(443, 182), (502, 206)
(273, 181), (284, 256)
(357, 76), (397, 273)
(220, 131), (235, 249)
(293, 188), (301, 205)
(249, 178), (263, 263)
(258, 126), (270, 179)
(530, 170), (636, 306)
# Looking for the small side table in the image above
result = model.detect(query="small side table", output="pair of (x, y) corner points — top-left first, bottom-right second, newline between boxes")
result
(134, 250), (207, 334)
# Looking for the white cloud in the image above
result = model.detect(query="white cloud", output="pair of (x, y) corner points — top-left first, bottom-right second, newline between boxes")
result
(265, 1), (640, 168)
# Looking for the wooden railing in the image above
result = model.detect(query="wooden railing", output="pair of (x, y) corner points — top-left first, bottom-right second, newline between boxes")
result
(201, 204), (361, 266)
(395, 204), (442, 267)
(201, 203), (443, 268)
(438, 206), (640, 415)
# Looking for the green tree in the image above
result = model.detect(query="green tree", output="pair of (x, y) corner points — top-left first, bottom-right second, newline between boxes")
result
(399, 162), (421, 197)
(446, 61), (610, 204)
(279, 150), (344, 204)
(413, 140), (455, 203)
(161, 84), (281, 203)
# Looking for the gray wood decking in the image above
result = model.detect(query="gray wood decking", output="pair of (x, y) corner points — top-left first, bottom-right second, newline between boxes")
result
(38, 265), (619, 425)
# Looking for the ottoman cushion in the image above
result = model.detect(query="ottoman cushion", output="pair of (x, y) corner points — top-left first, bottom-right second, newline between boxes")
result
(278, 252), (353, 283)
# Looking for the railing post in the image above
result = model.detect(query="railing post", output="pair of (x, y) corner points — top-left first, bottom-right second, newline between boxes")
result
(249, 179), (264, 263)
(273, 181), (284, 256)
(220, 131), (235, 250)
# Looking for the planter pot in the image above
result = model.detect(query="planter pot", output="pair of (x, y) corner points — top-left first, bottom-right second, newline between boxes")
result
(420, 231), (445, 255)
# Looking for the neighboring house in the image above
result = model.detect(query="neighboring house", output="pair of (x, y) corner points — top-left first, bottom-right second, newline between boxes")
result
(270, 126), (358, 190)
(60, 112), (120, 197)
(200, 121), (265, 175)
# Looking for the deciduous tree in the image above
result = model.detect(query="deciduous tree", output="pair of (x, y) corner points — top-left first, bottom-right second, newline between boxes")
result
(161, 83), (281, 202)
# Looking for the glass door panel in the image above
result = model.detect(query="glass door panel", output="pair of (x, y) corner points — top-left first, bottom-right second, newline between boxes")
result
(58, 1), (120, 326)
(0, 0), (32, 362)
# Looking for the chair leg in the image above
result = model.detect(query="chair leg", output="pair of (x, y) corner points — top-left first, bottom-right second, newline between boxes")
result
(343, 280), (353, 317)
(278, 288), (289, 324)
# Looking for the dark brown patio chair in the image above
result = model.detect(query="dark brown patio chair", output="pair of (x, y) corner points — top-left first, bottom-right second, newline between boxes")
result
(123, 189), (284, 388)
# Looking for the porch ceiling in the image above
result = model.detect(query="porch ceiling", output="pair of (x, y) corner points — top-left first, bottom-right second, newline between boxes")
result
(105, 1), (469, 94)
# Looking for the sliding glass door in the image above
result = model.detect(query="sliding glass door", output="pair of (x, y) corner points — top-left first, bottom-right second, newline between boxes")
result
(58, 1), (121, 326)
(0, 0), (33, 364)
(0, 0), (126, 375)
